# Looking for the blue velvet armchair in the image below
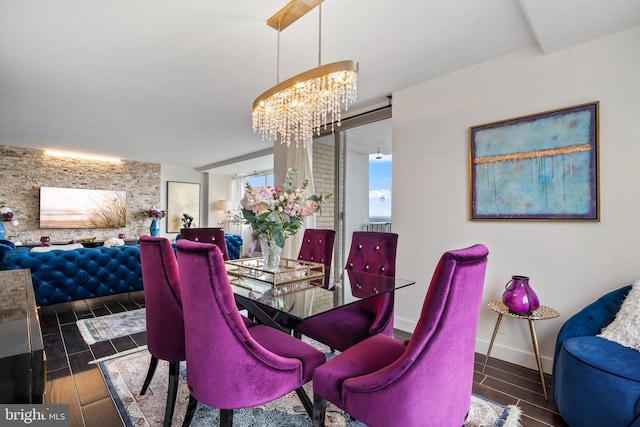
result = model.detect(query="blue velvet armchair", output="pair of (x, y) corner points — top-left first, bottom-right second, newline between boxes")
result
(553, 285), (640, 427)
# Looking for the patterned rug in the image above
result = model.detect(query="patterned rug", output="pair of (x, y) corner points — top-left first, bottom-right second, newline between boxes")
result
(98, 347), (521, 427)
(77, 309), (146, 344)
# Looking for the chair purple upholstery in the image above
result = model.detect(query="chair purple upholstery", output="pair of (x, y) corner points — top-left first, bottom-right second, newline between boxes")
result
(297, 228), (336, 288)
(175, 239), (326, 426)
(297, 228), (336, 283)
(138, 235), (185, 427)
(180, 227), (230, 260)
(294, 231), (398, 352)
(311, 244), (489, 427)
(248, 228), (336, 329)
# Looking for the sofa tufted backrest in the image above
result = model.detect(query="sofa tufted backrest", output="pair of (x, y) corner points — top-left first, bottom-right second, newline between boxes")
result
(0, 239), (16, 264)
(0, 245), (144, 306)
(224, 234), (243, 260)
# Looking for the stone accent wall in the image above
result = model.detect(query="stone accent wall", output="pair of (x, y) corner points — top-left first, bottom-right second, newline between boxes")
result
(0, 145), (160, 245)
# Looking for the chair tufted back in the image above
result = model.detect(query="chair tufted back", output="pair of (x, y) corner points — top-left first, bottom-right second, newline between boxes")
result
(1, 245), (143, 306)
(139, 236), (185, 363)
(297, 229), (335, 287)
(297, 229), (335, 266)
(346, 231), (397, 277)
(180, 228), (232, 260)
(345, 231), (398, 335)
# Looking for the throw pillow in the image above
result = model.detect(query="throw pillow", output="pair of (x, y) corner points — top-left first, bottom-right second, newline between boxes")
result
(598, 280), (640, 350)
(31, 243), (84, 253)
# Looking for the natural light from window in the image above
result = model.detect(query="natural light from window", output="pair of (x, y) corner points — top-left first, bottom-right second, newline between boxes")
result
(369, 153), (391, 222)
(243, 173), (274, 195)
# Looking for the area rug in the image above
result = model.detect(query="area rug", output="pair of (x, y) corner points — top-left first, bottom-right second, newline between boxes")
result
(77, 308), (146, 345)
(98, 347), (521, 427)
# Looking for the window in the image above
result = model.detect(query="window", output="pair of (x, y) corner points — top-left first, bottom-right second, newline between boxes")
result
(242, 172), (274, 195)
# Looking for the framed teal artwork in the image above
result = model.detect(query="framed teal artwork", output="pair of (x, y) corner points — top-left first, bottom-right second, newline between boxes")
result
(470, 102), (599, 221)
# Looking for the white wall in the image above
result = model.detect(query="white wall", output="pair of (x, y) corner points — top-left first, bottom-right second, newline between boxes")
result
(208, 173), (235, 227)
(160, 164), (208, 240)
(392, 26), (640, 373)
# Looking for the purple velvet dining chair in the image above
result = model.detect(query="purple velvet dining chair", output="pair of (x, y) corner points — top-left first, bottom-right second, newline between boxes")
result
(311, 244), (489, 427)
(175, 239), (326, 427)
(297, 228), (336, 285)
(294, 231), (398, 352)
(138, 235), (185, 427)
(180, 227), (230, 260)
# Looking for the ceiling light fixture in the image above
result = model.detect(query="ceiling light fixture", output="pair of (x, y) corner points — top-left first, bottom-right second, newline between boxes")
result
(375, 149), (382, 160)
(252, 0), (358, 148)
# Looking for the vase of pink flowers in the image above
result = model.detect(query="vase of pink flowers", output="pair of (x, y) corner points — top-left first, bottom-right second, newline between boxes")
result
(143, 208), (166, 237)
(241, 168), (331, 270)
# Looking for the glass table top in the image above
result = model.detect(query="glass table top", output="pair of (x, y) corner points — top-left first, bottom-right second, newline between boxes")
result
(226, 259), (415, 323)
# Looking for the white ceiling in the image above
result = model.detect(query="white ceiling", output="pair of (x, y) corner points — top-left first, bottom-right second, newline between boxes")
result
(0, 0), (638, 171)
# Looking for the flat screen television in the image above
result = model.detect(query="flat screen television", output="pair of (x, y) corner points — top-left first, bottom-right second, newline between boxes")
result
(40, 187), (126, 229)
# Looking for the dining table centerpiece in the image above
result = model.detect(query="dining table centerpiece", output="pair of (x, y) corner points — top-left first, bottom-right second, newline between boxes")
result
(241, 167), (331, 270)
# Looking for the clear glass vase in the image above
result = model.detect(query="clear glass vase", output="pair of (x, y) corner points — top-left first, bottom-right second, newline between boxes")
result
(259, 235), (282, 271)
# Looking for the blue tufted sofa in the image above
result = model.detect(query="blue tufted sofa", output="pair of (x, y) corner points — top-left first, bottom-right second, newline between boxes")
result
(0, 245), (144, 306)
(0, 233), (243, 307)
(553, 285), (640, 427)
(223, 233), (243, 260)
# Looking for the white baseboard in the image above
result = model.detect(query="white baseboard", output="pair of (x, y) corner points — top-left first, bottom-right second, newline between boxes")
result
(474, 339), (554, 374)
(393, 316), (416, 334)
(393, 315), (554, 374)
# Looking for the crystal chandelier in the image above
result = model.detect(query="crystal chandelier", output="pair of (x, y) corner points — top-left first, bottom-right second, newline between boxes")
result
(252, 0), (358, 148)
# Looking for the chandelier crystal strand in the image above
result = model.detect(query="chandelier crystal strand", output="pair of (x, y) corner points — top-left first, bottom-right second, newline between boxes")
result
(252, 62), (358, 148)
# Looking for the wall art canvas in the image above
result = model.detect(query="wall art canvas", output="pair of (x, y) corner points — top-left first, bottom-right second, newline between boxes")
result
(470, 102), (599, 221)
(40, 187), (127, 228)
(167, 181), (200, 233)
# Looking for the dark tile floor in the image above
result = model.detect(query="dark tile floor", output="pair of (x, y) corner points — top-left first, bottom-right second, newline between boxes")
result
(39, 293), (568, 427)
(39, 292), (146, 427)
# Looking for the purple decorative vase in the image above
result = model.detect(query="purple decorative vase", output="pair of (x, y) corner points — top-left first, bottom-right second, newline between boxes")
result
(502, 275), (540, 315)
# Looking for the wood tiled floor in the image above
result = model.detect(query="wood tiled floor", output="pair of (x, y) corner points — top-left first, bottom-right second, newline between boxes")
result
(38, 293), (569, 427)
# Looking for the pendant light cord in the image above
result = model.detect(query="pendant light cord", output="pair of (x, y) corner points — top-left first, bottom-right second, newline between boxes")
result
(277, 25), (281, 84)
(318, 3), (322, 67)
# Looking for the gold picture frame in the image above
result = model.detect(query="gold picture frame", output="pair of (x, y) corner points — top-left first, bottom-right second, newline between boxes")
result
(469, 101), (599, 221)
(167, 181), (200, 232)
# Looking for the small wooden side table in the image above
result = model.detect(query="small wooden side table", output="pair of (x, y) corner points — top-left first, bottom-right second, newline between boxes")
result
(483, 300), (560, 400)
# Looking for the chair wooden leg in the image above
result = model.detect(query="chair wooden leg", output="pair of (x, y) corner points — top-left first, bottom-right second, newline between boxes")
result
(163, 361), (180, 427)
(295, 386), (313, 418)
(182, 394), (198, 427)
(220, 409), (233, 427)
(140, 356), (159, 395)
(312, 393), (327, 427)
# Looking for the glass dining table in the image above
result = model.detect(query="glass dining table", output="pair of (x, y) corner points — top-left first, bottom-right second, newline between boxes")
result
(225, 257), (416, 331)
